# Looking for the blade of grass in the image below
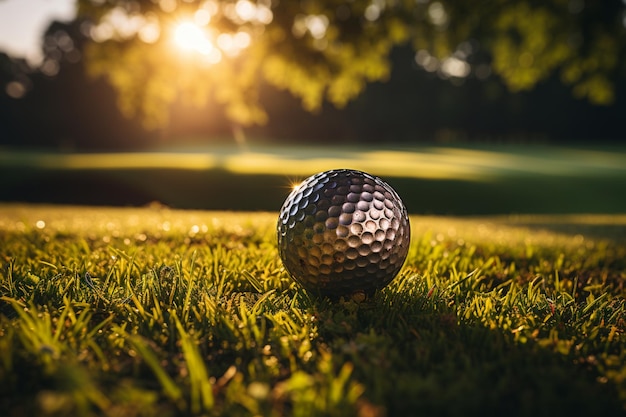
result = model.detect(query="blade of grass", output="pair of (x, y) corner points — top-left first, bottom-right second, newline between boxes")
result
(116, 326), (183, 406)
(171, 310), (214, 413)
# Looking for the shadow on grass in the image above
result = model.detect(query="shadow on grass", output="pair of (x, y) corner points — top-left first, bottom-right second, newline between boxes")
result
(2, 167), (625, 215)
(306, 291), (625, 417)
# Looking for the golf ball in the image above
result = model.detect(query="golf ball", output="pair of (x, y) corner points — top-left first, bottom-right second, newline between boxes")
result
(277, 169), (410, 298)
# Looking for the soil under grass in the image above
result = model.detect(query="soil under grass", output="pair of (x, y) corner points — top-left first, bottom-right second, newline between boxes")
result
(0, 204), (625, 416)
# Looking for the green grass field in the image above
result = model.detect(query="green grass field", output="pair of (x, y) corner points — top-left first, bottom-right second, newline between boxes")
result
(2, 144), (626, 214)
(1, 204), (625, 416)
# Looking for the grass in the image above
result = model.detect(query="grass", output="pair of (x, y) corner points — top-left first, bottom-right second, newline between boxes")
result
(2, 143), (626, 214)
(0, 204), (625, 416)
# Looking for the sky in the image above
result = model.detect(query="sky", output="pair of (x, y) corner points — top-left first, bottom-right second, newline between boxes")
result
(0, 0), (75, 65)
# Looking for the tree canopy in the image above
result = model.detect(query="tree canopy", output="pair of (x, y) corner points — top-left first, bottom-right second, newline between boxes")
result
(76, 0), (626, 129)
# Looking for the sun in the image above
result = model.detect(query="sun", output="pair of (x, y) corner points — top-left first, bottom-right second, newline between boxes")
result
(171, 20), (222, 63)
(173, 21), (213, 55)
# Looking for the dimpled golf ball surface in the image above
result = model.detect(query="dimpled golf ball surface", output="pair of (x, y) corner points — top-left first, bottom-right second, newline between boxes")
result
(278, 169), (410, 298)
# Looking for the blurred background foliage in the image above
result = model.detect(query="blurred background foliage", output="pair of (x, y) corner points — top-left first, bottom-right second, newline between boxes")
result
(76, 0), (625, 128)
(1, 0), (625, 149)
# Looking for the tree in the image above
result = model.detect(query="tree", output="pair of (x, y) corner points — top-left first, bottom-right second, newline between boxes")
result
(77, 0), (626, 129)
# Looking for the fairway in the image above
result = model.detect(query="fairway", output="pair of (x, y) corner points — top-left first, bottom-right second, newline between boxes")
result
(2, 144), (625, 214)
(1, 204), (625, 416)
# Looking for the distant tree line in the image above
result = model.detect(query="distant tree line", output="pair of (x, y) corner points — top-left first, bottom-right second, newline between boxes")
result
(1, 0), (625, 149)
(77, 0), (626, 127)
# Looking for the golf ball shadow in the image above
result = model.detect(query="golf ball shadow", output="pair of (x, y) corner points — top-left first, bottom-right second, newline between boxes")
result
(277, 169), (411, 299)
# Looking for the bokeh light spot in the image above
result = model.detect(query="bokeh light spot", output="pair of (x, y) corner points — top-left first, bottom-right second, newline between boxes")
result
(365, 4), (381, 21)
(235, 0), (256, 21)
(5, 81), (26, 99)
(194, 9), (212, 26)
(41, 59), (60, 76)
(306, 15), (329, 39)
(415, 50), (439, 72)
(441, 56), (470, 78)
(159, 0), (177, 13)
(428, 2), (448, 26)
(234, 31), (251, 49)
(138, 18), (160, 43)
